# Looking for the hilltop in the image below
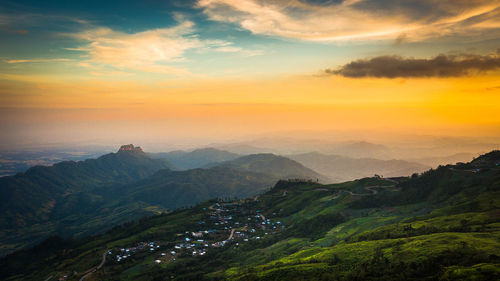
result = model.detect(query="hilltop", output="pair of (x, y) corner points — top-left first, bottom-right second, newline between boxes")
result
(118, 144), (144, 153)
(208, 153), (330, 183)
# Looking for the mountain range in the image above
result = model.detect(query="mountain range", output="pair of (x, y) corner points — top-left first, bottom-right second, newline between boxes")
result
(1, 144), (468, 256)
(0, 145), (320, 256)
(2, 150), (499, 280)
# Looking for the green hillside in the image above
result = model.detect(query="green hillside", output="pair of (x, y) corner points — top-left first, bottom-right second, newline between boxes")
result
(0, 146), (173, 255)
(103, 166), (277, 210)
(2, 151), (498, 280)
(0, 148), (172, 222)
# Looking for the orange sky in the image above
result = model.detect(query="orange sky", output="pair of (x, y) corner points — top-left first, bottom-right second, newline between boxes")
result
(1, 0), (500, 148)
(1, 72), (500, 147)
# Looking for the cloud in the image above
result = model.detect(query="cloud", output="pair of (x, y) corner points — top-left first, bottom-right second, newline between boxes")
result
(215, 46), (243, 53)
(214, 45), (264, 56)
(67, 20), (201, 74)
(6, 59), (71, 63)
(325, 51), (500, 78)
(66, 20), (262, 73)
(0, 12), (89, 35)
(89, 70), (135, 77)
(196, 0), (500, 42)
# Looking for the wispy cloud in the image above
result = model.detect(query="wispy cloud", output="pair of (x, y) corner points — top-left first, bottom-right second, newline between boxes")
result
(326, 51), (500, 78)
(0, 11), (90, 35)
(213, 44), (263, 56)
(66, 19), (263, 74)
(66, 20), (200, 74)
(5, 58), (71, 64)
(197, 0), (500, 42)
(89, 70), (135, 77)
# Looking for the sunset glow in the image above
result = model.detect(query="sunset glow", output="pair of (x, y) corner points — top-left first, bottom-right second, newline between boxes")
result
(1, 0), (500, 148)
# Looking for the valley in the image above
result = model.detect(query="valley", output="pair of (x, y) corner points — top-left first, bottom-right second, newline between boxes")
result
(0, 146), (319, 256)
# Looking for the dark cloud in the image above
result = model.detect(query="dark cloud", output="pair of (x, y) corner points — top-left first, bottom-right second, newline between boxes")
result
(326, 52), (500, 78)
(393, 33), (407, 45)
(300, 0), (345, 6)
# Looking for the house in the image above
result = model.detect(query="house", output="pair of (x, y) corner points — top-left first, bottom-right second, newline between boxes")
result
(192, 232), (203, 237)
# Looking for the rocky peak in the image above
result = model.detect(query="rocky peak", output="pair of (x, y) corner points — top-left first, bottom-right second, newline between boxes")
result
(118, 144), (144, 153)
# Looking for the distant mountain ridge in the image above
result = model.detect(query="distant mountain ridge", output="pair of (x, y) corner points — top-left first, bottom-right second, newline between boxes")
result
(409, 152), (476, 167)
(207, 153), (330, 182)
(330, 141), (391, 158)
(289, 152), (429, 182)
(150, 148), (240, 170)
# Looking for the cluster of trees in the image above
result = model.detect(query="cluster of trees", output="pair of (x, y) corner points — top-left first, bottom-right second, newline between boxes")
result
(345, 245), (500, 281)
(288, 213), (345, 240)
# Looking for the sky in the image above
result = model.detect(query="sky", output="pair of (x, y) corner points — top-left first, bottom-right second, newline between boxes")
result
(1, 0), (500, 150)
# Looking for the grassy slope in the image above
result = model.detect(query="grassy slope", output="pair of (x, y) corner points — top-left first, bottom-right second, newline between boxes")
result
(226, 160), (500, 280)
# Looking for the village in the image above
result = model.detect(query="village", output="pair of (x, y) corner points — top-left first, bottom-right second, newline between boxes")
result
(107, 200), (285, 266)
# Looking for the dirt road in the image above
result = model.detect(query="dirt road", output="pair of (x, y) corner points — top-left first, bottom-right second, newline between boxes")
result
(79, 250), (108, 281)
(339, 184), (397, 197)
(226, 228), (235, 241)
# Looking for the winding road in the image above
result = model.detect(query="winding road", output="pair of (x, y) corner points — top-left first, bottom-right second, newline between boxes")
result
(226, 228), (235, 241)
(341, 185), (379, 196)
(79, 250), (108, 281)
(258, 214), (267, 230)
(337, 184), (397, 197)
